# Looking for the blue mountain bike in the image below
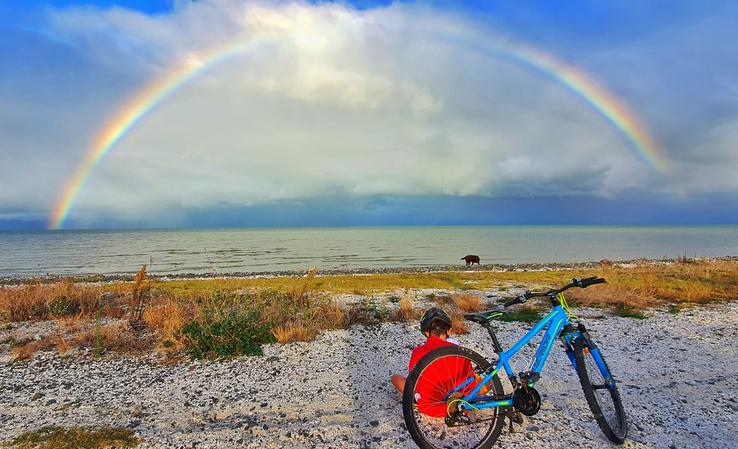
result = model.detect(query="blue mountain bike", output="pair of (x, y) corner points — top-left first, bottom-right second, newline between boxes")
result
(402, 277), (627, 449)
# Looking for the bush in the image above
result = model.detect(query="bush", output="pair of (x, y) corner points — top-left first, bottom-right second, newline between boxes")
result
(182, 306), (274, 359)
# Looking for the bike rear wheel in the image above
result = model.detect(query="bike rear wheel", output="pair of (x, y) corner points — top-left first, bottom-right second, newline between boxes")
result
(573, 336), (628, 443)
(402, 346), (505, 449)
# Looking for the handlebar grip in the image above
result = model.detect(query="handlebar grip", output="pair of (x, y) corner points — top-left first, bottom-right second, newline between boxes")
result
(503, 297), (522, 308)
(581, 277), (606, 287)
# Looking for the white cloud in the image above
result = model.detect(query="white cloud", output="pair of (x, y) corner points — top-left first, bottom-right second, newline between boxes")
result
(1, 0), (736, 222)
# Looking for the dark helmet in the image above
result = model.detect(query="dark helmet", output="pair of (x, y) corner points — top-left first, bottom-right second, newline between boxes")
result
(420, 307), (452, 334)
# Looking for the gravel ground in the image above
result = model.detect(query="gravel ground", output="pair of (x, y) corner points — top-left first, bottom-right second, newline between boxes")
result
(1, 301), (737, 449)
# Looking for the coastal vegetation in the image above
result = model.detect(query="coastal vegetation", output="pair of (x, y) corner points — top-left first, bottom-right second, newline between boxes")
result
(0, 258), (736, 361)
(4, 426), (139, 449)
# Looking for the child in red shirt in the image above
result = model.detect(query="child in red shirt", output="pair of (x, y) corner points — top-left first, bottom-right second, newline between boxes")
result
(392, 307), (480, 417)
(391, 307), (458, 395)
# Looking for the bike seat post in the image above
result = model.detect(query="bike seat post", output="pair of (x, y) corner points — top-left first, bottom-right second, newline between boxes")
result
(485, 323), (503, 354)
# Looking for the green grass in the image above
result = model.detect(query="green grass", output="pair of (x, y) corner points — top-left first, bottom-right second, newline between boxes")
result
(495, 306), (543, 323)
(613, 303), (647, 319)
(181, 300), (275, 359)
(6, 426), (139, 449)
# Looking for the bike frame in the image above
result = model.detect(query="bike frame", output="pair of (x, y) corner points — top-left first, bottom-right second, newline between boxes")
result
(447, 305), (575, 411)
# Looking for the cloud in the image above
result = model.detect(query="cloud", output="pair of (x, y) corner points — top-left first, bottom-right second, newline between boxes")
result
(0, 0), (737, 226)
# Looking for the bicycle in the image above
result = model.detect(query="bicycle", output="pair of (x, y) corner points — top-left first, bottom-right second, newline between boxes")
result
(402, 277), (628, 449)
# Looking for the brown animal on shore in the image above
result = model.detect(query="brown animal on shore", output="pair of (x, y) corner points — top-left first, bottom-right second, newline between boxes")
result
(461, 255), (480, 266)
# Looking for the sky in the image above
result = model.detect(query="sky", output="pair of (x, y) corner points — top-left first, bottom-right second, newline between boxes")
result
(1, 0), (737, 229)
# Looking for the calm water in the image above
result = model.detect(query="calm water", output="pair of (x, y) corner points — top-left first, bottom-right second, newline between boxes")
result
(0, 226), (737, 277)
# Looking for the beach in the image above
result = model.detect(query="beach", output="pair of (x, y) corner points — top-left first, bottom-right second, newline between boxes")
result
(1, 298), (736, 448)
(1, 259), (738, 448)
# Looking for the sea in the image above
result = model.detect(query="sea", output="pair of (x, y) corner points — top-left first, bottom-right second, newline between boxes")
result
(0, 226), (737, 277)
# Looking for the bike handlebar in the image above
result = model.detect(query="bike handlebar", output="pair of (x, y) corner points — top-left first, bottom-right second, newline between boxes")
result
(501, 276), (606, 309)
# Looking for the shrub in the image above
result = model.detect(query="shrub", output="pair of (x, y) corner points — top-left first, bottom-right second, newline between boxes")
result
(182, 305), (274, 359)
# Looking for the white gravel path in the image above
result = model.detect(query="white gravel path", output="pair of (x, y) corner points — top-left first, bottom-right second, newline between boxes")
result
(1, 302), (737, 449)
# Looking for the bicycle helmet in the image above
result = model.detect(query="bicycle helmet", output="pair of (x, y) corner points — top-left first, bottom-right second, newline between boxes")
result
(419, 307), (452, 334)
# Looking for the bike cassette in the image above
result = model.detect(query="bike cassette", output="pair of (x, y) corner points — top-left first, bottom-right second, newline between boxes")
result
(513, 387), (541, 416)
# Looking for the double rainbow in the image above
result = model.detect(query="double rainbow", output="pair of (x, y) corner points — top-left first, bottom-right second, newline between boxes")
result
(48, 35), (666, 229)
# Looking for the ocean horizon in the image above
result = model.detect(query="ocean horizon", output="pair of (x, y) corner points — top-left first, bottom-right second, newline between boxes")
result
(2, 225), (737, 277)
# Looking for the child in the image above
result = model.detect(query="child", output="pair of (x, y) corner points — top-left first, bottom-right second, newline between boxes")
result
(391, 307), (458, 395)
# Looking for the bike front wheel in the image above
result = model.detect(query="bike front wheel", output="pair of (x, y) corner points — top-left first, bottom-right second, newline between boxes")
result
(402, 346), (505, 449)
(573, 336), (628, 443)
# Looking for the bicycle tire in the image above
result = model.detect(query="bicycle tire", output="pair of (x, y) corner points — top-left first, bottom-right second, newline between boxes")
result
(402, 345), (505, 449)
(573, 336), (628, 444)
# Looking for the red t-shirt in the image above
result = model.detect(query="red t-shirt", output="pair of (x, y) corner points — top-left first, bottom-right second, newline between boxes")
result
(408, 336), (457, 372)
(408, 336), (474, 418)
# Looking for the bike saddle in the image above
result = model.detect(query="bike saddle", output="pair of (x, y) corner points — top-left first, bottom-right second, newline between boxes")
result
(464, 310), (502, 324)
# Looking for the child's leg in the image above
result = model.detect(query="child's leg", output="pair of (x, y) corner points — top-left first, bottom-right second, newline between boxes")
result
(391, 374), (406, 395)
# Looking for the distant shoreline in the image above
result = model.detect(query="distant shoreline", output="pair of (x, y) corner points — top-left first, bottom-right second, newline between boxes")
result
(2, 255), (736, 285)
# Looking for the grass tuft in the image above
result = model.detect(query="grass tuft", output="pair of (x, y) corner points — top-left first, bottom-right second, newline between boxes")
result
(181, 300), (274, 359)
(8, 426), (139, 449)
(391, 295), (417, 321)
(613, 303), (647, 319)
(449, 310), (469, 335)
(451, 293), (484, 312)
(273, 323), (318, 343)
(496, 305), (542, 323)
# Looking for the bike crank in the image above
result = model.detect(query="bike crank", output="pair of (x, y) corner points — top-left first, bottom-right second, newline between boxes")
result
(513, 386), (541, 416)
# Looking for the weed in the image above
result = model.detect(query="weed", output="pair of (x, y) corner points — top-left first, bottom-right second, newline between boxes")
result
(144, 298), (190, 352)
(496, 305), (542, 323)
(614, 303), (646, 319)
(451, 293), (484, 312)
(129, 265), (150, 330)
(391, 295), (416, 321)
(667, 304), (682, 314)
(182, 302), (274, 359)
(273, 323), (318, 343)
(74, 321), (156, 355)
(449, 310), (468, 335)
(8, 426), (140, 449)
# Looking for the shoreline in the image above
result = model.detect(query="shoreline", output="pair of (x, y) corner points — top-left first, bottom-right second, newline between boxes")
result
(2, 255), (737, 285)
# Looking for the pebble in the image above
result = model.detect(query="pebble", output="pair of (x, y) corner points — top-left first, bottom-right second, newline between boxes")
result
(1, 301), (737, 448)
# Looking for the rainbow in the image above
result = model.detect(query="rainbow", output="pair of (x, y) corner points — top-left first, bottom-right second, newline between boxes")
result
(494, 41), (665, 172)
(48, 34), (666, 229)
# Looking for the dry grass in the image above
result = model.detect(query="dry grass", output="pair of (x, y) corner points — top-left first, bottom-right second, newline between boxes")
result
(3, 260), (738, 359)
(11, 337), (57, 360)
(449, 310), (469, 335)
(129, 264), (150, 329)
(73, 321), (156, 354)
(0, 280), (106, 322)
(451, 293), (484, 312)
(391, 295), (417, 321)
(564, 259), (738, 310)
(144, 298), (192, 352)
(273, 323), (318, 343)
